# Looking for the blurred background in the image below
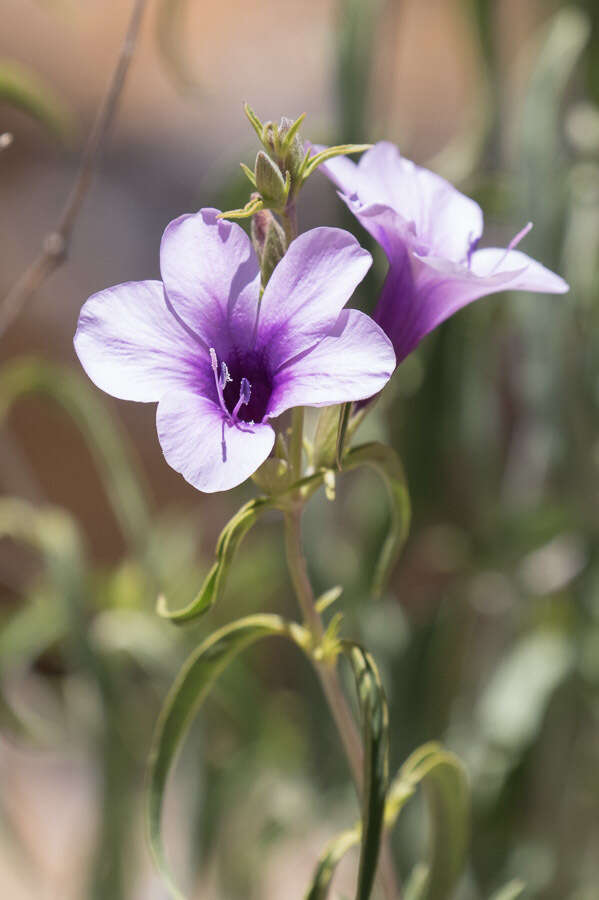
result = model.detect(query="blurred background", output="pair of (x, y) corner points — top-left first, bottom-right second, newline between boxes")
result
(1, 0), (598, 897)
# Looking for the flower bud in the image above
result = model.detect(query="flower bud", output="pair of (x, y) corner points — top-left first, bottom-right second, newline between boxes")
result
(254, 150), (288, 209)
(278, 116), (305, 187)
(251, 209), (286, 286)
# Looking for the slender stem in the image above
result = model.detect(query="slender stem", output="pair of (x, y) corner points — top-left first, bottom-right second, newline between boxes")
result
(284, 511), (402, 899)
(0, 0), (149, 338)
(281, 200), (298, 246)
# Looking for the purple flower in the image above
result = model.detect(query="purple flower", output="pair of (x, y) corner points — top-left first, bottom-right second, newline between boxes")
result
(319, 142), (569, 363)
(74, 209), (395, 493)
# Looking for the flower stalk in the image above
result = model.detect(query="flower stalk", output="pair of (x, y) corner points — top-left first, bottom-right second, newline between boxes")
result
(283, 502), (402, 899)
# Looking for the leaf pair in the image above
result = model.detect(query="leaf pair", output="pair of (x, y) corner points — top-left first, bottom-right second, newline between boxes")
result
(146, 616), (389, 900)
(305, 742), (470, 900)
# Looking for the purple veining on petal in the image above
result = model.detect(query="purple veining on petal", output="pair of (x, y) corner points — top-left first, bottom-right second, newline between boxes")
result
(75, 210), (394, 493)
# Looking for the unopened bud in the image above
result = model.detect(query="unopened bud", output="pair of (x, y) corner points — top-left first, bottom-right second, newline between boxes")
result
(278, 116), (305, 185)
(251, 209), (286, 286)
(254, 151), (288, 209)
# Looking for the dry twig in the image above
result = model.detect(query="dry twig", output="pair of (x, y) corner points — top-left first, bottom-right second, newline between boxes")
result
(0, 0), (149, 338)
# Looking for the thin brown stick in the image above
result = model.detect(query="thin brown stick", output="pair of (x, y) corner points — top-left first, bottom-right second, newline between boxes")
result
(0, 0), (149, 338)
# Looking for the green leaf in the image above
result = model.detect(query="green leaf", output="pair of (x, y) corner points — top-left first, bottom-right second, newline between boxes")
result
(305, 826), (360, 900)
(157, 497), (272, 623)
(305, 643), (389, 900)
(341, 642), (389, 900)
(0, 357), (150, 551)
(0, 59), (72, 141)
(304, 742), (469, 900)
(146, 613), (310, 900)
(336, 402), (352, 468)
(488, 881), (526, 900)
(418, 749), (469, 900)
(344, 442), (411, 596)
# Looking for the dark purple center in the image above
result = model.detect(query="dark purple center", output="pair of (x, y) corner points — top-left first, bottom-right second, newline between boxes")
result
(221, 349), (273, 423)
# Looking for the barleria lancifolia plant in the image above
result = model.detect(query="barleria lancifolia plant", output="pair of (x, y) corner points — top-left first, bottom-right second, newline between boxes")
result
(73, 104), (568, 900)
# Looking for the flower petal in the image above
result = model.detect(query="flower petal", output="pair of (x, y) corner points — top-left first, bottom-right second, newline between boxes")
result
(471, 248), (569, 293)
(74, 280), (209, 402)
(376, 248), (568, 364)
(257, 227), (372, 370)
(160, 208), (261, 353)
(267, 309), (395, 417)
(321, 142), (483, 262)
(156, 392), (275, 493)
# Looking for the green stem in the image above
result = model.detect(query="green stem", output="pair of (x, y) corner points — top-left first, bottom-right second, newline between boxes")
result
(281, 199), (298, 246)
(283, 511), (402, 899)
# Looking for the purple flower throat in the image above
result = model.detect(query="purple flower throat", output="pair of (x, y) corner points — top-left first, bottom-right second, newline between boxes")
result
(209, 346), (272, 426)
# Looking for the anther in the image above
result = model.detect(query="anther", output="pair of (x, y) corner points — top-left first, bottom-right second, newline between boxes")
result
(232, 377), (251, 421)
(210, 347), (229, 417)
(220, 361), (231, 388)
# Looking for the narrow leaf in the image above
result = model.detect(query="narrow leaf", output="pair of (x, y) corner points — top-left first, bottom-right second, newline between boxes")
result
(336, 402), (352, 468)
(304, 741), (468, 900)
(341, 642), (389, 900)
(147, 614), (310, 900)
(157, 497), (272, 623)
(344, 442), (411, 596)
(419, 750), (469, 900)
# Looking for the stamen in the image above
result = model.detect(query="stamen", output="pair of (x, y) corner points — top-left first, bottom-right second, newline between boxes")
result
(507, 221), (533, 252)
(209, 347), (228, 416)
(232, 377), (251, 421)
(490, 221), (533, 274)
(220, 361), (231, 389)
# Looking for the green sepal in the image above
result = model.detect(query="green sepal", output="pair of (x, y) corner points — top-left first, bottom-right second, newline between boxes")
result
(243, 101), (265, 141)
(344, 442), (411, 597)
(239, 161), (257, 186)
(300, 143), (372, 182)
(146, 614), (311, 900)
(217, 195), (264, 221)
(157, 497), (272, 624)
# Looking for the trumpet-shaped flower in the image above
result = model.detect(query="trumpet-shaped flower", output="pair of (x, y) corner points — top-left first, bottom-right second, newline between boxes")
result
(319, 142), (569, 363)
(74, 209), (395, 493)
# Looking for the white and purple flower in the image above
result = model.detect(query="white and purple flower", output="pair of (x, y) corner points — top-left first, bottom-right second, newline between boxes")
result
(74, 209), (395, 493)
(319, 142), (569, 363)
